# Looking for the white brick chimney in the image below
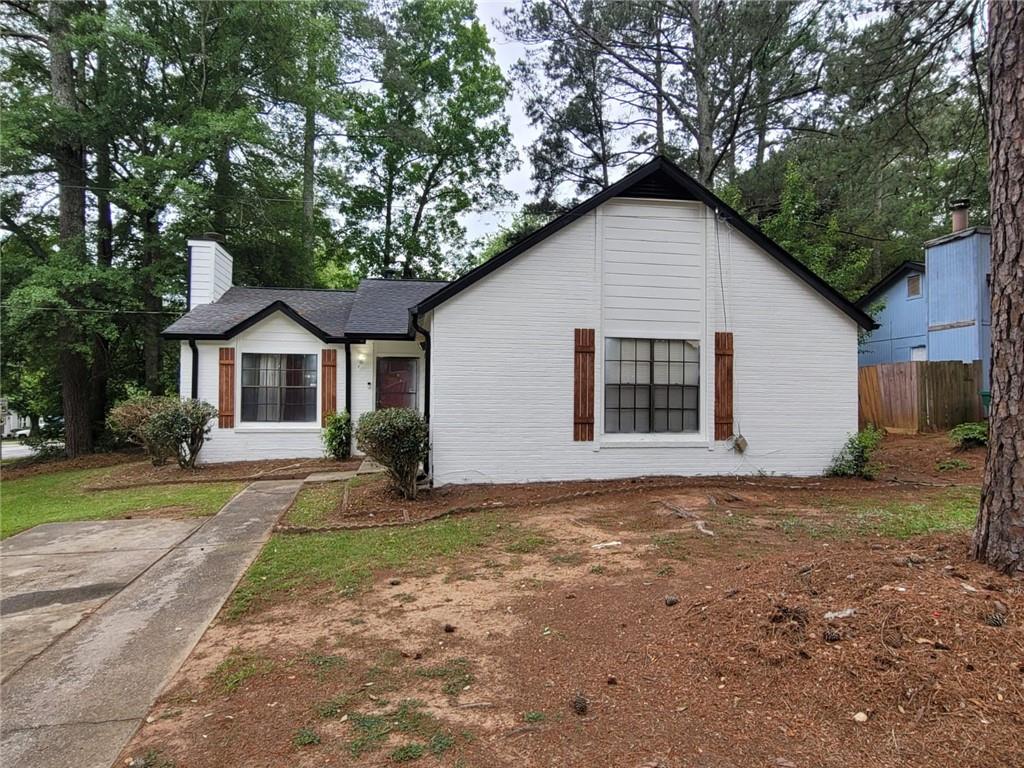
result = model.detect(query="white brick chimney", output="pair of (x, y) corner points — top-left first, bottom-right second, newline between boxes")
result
(187, 233), (233, 309)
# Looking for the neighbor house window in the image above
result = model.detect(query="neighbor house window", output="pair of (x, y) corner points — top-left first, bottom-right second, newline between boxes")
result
(604, 338), (699, 433)
(240, 353), (317, 422)
(907, 274), (922, 297)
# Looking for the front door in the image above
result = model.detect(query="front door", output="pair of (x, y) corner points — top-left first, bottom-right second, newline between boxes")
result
(376, 357), (418, 410)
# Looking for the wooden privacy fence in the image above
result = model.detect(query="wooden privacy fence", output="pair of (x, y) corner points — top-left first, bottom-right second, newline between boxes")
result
(859, 361), (985, 433)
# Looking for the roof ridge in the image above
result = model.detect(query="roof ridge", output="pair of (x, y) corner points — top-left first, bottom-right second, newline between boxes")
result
(231, 285), (356, 293)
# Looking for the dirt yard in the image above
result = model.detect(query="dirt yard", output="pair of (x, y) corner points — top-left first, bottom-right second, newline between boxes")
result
(119, 435), (1021, 768)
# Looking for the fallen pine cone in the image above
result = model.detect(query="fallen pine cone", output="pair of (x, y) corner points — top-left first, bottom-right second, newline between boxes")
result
(572, 693), (589, 715)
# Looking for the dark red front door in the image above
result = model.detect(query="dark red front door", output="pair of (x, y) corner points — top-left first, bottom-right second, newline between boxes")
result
(376, 357), (418, 410)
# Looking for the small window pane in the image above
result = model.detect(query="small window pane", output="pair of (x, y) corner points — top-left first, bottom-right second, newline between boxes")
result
(635, 410), (650, 432)
(621, 386), (635, 408)
(683, 411), (698, 432)
(684, 341), (700, 363)
(605, 338), (619, 359)
(654, 340), (669, 361)
(605, 409), (619, 433)
(621, 339), (636, 360)
(653, 410), (668, 432)
(669, 363), (684, 385)
(668, 387), (683, 409)
(622, 363), (636, 384)
(684, 363), (699, 386)
(653, 362), (668, 384)
(670, 341), (684, 362)
(605, 361), (620, 384)
(635, 387), (650, 409)
(636, 362), (650, 384)
(668, 411), (683, 431)
(653, 385), (667, 408)
(684, 387), (698, 409)
(605, 385), (619, 408)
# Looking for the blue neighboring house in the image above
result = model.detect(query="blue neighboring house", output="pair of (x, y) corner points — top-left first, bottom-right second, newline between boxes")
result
(856, 224), (991, 385)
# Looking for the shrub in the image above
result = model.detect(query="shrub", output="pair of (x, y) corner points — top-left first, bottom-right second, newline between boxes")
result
(949, 421), (988, 450)
(354, 408), (428, 499)
(322, 410), (352, 460)
(826, 425), (885, 479)
(108, 395), (179, 465)
(142, 399), (218, 469)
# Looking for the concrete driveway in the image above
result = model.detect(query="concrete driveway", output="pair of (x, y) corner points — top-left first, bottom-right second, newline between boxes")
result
(0, 441), (34, 461)
(0, 479), (302, 768)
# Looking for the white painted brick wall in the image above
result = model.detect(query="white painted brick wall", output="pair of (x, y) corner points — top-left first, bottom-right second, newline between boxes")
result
(180, 313), (424, 463)
(188, 239), (233, 309)
(428, 197), (858, 484)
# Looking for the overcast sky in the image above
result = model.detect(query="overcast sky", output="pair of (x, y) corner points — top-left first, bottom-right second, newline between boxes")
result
(465, 2), (538, 243)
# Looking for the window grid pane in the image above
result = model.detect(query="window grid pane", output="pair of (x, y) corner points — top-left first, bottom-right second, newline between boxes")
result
(603, 338), (699, 434)
(240, 353), (317, 423)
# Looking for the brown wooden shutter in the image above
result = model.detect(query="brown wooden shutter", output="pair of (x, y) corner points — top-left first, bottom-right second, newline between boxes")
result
(321, 348), (337, 422)
(573, 328), (595, 441)
(714, 332), (734, 440)
(218, 348), (235, 428)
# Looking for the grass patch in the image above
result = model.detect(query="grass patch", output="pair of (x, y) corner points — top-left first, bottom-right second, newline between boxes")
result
(390, 743), (425, 762)
(285, 482), (346, 527)
(0, 466), (241, 539)
(316, 692), (359, 718)
(416, 657), (473, 697)
(293, 727), (320, 747)
(549, 552), (584, 566)
(936, 458), (970, 472)
(504, 532), (550, 554)
(307, 652), (346, 681)
(228, 514), (511, 617)
(523, 710), (545, 723)
(210, 649), (274, 693)
(780, 487), (980, 540)
(348, 700), (439, 757)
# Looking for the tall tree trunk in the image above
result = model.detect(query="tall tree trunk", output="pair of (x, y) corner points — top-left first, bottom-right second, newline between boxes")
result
(689, 1), (714, 183)
(654, 20), (665, 156)
(972, 0), (1024, 575)
(141, 208), (164, 393)
(302, 104), (316, 256)
(49, 0), (93, 457)
(213, 141), (231, 235)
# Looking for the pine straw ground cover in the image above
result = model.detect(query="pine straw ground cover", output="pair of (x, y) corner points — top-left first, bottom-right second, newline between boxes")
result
(119, 439), (1021, 768)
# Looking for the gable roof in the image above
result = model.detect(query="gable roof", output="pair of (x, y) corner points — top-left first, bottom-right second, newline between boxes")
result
(413, 156), (876, 330)
(162, 279), (447, 342)
(855, 261), (925, 309)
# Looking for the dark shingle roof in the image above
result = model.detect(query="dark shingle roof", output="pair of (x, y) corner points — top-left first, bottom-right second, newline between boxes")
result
(162, 280), (447, 341)
(345, 279), (448, 337)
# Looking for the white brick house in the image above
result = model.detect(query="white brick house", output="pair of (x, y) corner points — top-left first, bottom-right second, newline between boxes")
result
(164, 157), (875, 482)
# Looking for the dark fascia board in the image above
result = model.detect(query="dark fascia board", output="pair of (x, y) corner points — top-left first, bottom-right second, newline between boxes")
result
(414, 156), (877, 330)
(855, 261), (926, 309)
(162, 300), (332, 343)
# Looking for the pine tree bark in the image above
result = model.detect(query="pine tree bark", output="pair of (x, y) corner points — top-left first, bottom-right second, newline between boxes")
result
(49, 0), (93, 457)
(972, 0), (1024, 575)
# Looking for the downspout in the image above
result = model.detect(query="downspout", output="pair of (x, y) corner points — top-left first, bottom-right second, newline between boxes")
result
(188, 339), (199, 400)
(411, 314), (431, 480)
(344, 343), (352, 456)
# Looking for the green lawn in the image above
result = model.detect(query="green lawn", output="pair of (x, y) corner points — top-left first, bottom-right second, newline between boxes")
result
(781, 486), (981, 540)
(286, 482), (347, 527)
(0, 466), (243, 539)
(228, 514), (543, 617)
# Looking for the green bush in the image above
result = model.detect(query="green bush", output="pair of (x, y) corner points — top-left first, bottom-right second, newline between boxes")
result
(826, 425), (885, 479)
(108, 395), (179, 465)
(949, 421), (988, 450)
(322, 410), (351, 460)
(354, 408), (428, 499)
(143, 399), (218, 469)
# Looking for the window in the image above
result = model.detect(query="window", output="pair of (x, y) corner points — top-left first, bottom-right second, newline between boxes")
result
(604, 338), (699, 434)
(907, 274), (922, 297)
(376, 357), (418, 410)
(240, 353), (317, 422)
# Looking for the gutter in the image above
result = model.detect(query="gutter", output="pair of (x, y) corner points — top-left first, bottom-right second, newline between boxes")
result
(411, 313), (431, 481)
(188, 339), (199, 399)
(344, 343), (352, 456)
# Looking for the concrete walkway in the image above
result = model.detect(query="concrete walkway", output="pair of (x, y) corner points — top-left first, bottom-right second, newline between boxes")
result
(0, 479), (302, 768)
